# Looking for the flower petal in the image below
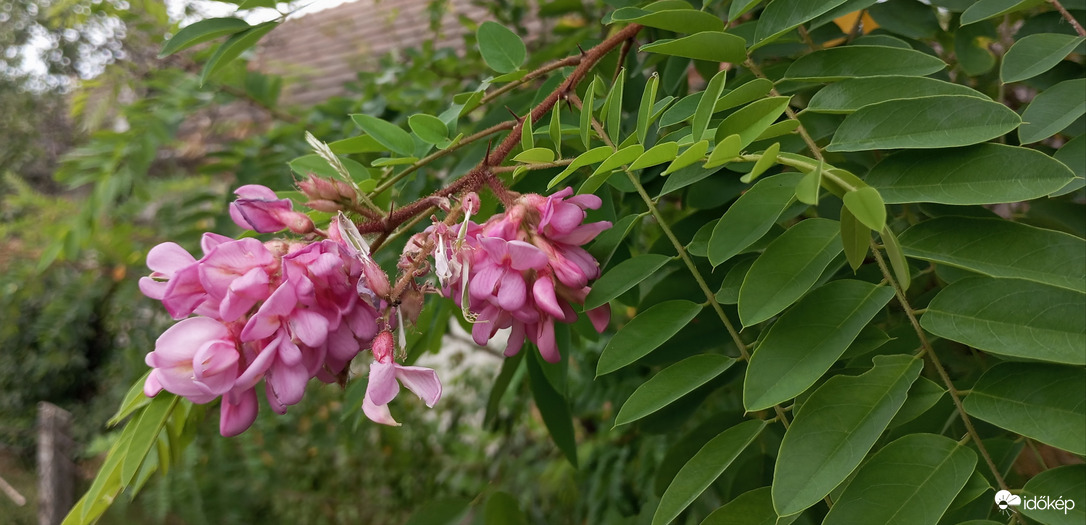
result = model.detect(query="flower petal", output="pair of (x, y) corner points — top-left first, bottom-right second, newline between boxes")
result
(395, 365), (442, 407)
(497, 271), (527, 311)
(366, 360), (400, 407)
(219, 388), (258, 437)
(507, 240), (549, 271)
(362, 395), (401, 426)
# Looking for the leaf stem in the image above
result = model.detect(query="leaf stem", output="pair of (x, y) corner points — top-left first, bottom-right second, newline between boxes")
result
(478, 55), (583, 106)
(492, 158), (575, 173)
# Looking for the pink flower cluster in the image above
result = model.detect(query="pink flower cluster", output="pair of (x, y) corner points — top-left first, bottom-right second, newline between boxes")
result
(434, 188), (612, 362)
(139, 187), (384, 436)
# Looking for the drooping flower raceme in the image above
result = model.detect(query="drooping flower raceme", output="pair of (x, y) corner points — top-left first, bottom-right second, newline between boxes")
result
(426, 189), (612, 362)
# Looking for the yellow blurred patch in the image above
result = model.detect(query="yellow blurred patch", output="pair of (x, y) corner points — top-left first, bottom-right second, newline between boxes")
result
(825, 11), (880, 47)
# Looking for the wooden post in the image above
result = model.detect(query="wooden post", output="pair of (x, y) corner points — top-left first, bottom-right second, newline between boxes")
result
(37, 402), (74, 525)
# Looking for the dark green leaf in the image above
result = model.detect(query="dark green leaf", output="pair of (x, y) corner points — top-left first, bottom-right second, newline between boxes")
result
(828, 96), (1021, 151)
(753, 0), (850, 47)
(868, 0), (941, 40)
(610, 7), (725, 33)
(121, 394), (177, 486)
(408, 114), (450, 145)
(807, 76), (988, 113)
(404, 498), (472, 525)
(889, 376), (946, 428)
(773, 354), (923, 516)
(580, 77), (599, 148)
(484, 352), (523, 428)
(955, 21), (998, 76)
(605, 70), (625, 141)
(639, 31), (748, 63)
(1021, 465), (1086, 525)
(653, 420), (767, 525)
(881, 226), (912, 291)
(588, 213), (643, 269)
(526, 351), (578, 466)
(693, 70), (728, 142)
(1018, 79), (1086, 144)
(961, 0), (1047, 25)
(615, 354), (735, 426)
(484, 491), (528, 525)
(822, 434), (977, 525)
(585, 254), (673, 310)
(708, 172), (803, 266)
(899, 217), (1086, 293)
(963, 363), (1085, 454)
(1002, 33), (1086, 83)
(351, 114), (415, 156)
(200, 21), (278, 85)
(783, 46), (947, 82)
(637, 73), (660, 144)
(597, 300), (703, 376)
(107, 371), (153, 427)
(744, 280), (896, 410)
(477, 21), (526, 73)
(840, 206), (870, 271)
(701, 486), (798, 525)
(159, 17), (250, 57)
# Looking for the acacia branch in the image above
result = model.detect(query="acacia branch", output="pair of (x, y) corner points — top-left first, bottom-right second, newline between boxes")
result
(1050, 0), (1086, 36)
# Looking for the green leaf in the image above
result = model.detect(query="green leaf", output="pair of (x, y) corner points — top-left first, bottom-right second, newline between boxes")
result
(899, 217), (1086, 293)
(728, 0), (763, 21)
(596, 300), (703, 376)
(693, 70), (728, 142)
(663, 140), (709, 175)
(740, 142), (779, 184)
(842, 186), (886, 231)
(604, 69), (626, 141)
(745, 280), (896, 410)
(609, 7), (726, 33)
(807, 75), (988, 113)
(868, 0), (941, 39)
(371, 157), (418, 167)
(704, 134), (742, 169)
(408, 114), (449, 145)
(639, 31), (748, 63)
(828, 96), (1021, 152)
(867, 143), (1076, 204)
(580, 77), (598, 148)
(840, 206), (870, 271)
(753, 0), (850, 47)
(289, 154), (369, 181)
(795, 161), (822, 205)
(773, 354), (923, 516)
(328, 135), (385, 154)
(121, 394), (177, 486)
(637, 73), (660, 144)
(701, 486), (798, 525)
(881, 226), (912, 291)
(1021, 465), (1086, 525)
(630, 142), (679, 170)
(351, 114), (415, 157)
(404, 498), (472, 525)
(738, 218), (845, 327)
(921, 277), (1086, 365)
(1002, 33), (1086, 83)
(548, 146), (612, 188)
(653, 420), (767, 525)
(961, 0), (1046, 25)
(585, 254), (673, 310)
(783, 46), (947, 82)
(708, 172), (803, 266)
(513, 147), (556, 163)
(107, 371), (153, 427)
(955, 21), (998, 76)
(889, 376), (946, 428)
(714, 78), (775, 113)
(615, 354), (735, 426)
(588, 213), (643, 270)
(1018, 78), (1086, 144)
(589, 144), (643, 179)
(477, 21), (526, 73)
(159, 17), (250, 57)
(963, 363), (1085, 454)
(526, 351), (578, 466)
(822, 434), (978, 525)
(484, 352), (522, 428)
(714, 97), (791, 150)
(550, 103), (563, 157)
(1053, 134), (1086, 196)
(484, 491), (528, 525)
(200, 21), (278, 85)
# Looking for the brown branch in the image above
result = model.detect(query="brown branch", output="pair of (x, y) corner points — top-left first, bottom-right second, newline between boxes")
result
(1050, 0), (1086, 36)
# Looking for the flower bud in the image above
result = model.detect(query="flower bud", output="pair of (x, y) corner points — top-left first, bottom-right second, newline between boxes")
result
(305, 199), (343, 213)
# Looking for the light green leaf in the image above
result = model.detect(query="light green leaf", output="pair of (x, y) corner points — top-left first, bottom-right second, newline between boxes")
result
(828, 96), (1020, 152)
(714, 96), (791, 149)
(609, 7), (726, 33)
(753, 120), (799, 142)
(663, 140), (709, 175)
(840, 206), (870, 271)
(637, 73), (660, 144)
(596, 300), (703, 376)
(121, 394), (177, 486)
(159, 17), (250, 57)
(653, 420), (767, 525)
(753, 0), (850, 47)
(615, 354), (735, 426)
(484, 491), (528, 525)
(200, 21), (278, 85)
(328, 135), (385, 154)
(513, 147), (556, 163)
(842, 186), (886, 231)
(744, 280), (896, 410)
(963, 363), (1085, 454)
(701, 486), (798, 525)
(693, 70), (728, 142)
(823, 434), (977, 525)
(1018, 78), (1086, 144)
(738, 218), (844, 327)
(783, 46), (947, 82)
(580, 77), (599, 148)
(371, 157), (418, 167)
(921, 277), (1086, 365)
(107, 371), (152, 427)
(961, 0), (1046, 25)
(408, 114), (449, 145)
(351, 114), (415, 156)
(526, 352), (578, 466)
(548, 146), (613, 189)
(773, 354), (923, 516)
(630, 142), (679, 170)
(868, 143), (1076, 204)
(715, 79), (775, 116)
(807, 75), (988, 113)
(477, 21), (526, 73)
(881, 226), (912, 291)
(708, 172), (803, 266)
(1002, 33), (1086, 83)
(585, 254), (673, 310)
(589, 145), (643, 181)
(550, 103), (563, 157)
(740, 142), (779, 184)
(289, 154), (370, 181)
(1021, 465), (1086, 525)
(521, 109), (535, 150)
(639, 31), (748, 63)
(899, 217), (1086, 293)
(795, 161), (822, 205)
(704, 134), (742, 169)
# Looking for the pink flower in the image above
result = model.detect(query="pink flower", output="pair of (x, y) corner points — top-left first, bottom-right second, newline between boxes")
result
(229, 184), (314, 234)
(143, 317), (241, 405)
(362, 331), (442, 426)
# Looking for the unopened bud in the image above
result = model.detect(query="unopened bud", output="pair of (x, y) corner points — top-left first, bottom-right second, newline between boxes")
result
(462, 192), (480, 215)
(305, 199), (343, 213)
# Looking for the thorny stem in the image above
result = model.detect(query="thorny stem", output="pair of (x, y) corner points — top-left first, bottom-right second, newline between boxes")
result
(869, 239), (1018, 521)
(1049, 0), (1086, 36)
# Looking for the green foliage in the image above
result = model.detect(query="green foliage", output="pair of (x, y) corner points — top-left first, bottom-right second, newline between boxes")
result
(32, 0), (1086, 524)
